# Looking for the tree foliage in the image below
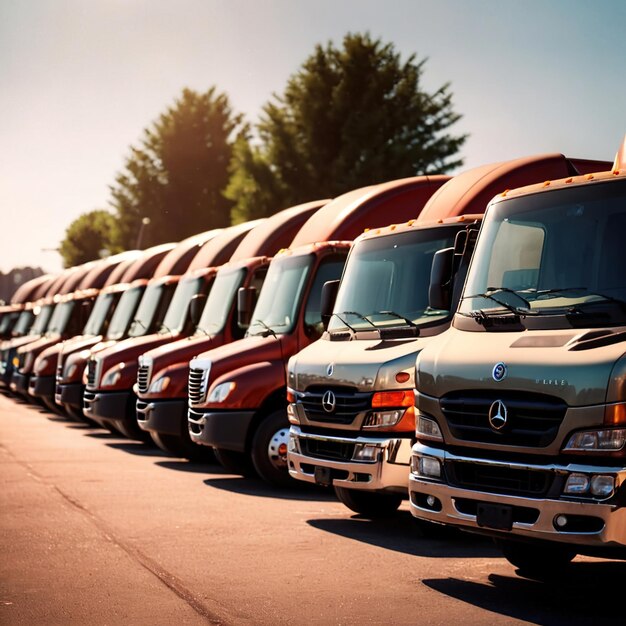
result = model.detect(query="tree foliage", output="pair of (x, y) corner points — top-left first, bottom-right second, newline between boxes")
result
(109, 87), (242, 249)
(59, 210), (115, 268)
(227, 33), (467, 222)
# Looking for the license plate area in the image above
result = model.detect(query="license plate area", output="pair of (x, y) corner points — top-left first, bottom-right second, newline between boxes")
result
(314, 465), (332, 487)
(476, 502), (513, 531)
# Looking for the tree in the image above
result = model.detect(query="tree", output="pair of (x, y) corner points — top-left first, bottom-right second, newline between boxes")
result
(59, 210), (115, 268)
(109, 87), (242, 249)
(227, 33), (467, 221)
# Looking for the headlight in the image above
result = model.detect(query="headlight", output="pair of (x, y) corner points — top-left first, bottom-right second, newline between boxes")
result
(563, 472), (615, 499)
(149, 376), (170, 393)
(35, 358), (49, 374)
(410, 454), (442, 479)
(416, 414), (443, 441)
(363, 409), (405, 428)
(207, 381), (235, 404)
(563, 428), (626, 453)
(102, 363), (125, 387)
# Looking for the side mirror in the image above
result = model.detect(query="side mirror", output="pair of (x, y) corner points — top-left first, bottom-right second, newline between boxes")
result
(320, 280), (340, 330)
(189, 293), (207, 328)
(429, 247), (454, 310)
(237, 286), (257, 330)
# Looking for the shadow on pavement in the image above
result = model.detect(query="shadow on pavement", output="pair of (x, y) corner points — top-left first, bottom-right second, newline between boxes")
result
(106, 441), (168, 457)
(156, 460), (225, 474)
(204, 475), (335, 502)
(422, 561), (625, 625)
(307, 511), (499, 558)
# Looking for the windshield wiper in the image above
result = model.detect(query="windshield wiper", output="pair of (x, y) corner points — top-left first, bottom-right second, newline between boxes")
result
(250, 319), (277, 338)
(527, 286), (587, 300)
(330, 313), (358, 334)
(158, 323), (174, 335)
(341, 311), (378, 330)
(370, 310), (419, 329)
(130, 318), (146, 331)
(463, 289), (535, 317)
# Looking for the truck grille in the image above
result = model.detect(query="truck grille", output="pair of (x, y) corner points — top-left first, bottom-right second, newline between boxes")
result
(137, 364), (151, 393)
(188, 367), (207, 405)
(446, 460), (554, 498)
(300, 437), (356, 462)
(86, 360), (97, 387)
(440, 390), (566, 447)
(300, 386), (371, 425)
(56, 364), (63, 382)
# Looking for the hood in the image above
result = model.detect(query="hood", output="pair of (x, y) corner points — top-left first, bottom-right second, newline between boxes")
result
(95, 332), (177, 375)
(60, 334), (101, 358)
(141, 333), (221, 372)
(417, 326), (626, 406)
(290, 336), (430, 392)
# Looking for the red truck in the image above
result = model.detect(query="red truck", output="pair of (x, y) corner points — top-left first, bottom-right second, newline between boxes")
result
(10, 253), (136, 406)
(135, 200), (328, 460)
(82, 224), (262, 440)
(54, 244), (176, 421)
(187, 176), (449, 485)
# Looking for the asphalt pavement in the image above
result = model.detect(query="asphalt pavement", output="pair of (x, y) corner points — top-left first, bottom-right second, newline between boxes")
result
(1, 392), (624, 625)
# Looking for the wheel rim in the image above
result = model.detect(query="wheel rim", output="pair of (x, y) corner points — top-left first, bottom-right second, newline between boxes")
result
(267, 427), (290, 470)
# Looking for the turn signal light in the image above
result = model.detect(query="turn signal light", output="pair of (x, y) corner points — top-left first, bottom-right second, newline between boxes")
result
(286, 388), (296, 403)
(372, 390), (414, 408)
(604, 402), (626, 426)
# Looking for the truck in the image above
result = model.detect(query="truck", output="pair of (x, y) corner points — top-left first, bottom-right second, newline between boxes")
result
(10, 253), (136, 405)
(54, 243), (176, 421)
(135, 200), (328, 460)
(286, 154), (606, 515)
(407, 143), (622, 573)
(187, 176), (450, 485)
(83, 224), (261, 440)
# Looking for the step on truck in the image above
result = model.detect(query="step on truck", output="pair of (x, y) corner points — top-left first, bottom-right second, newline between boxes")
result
(187, 176), (450, 485)
(285, 154), (607, 515)
(83, 224), (261, 440)
(135, 200), (328, 460)
(408, 142), (623, 573)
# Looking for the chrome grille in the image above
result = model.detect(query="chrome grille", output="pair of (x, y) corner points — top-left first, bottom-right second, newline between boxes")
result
(137, 364), (151, 393)
(300, 386), (371, 425)
(300, 437), (355, 462)
(440, 390), (567, 447)
(188, 367), (207, 405)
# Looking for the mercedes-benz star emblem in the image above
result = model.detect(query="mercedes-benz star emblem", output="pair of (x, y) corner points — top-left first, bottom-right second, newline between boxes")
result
(488, 399), (508, 430)
(322, 390), (336, 413)
(326, 363), (334, 377)
(492, 362), (507, 382)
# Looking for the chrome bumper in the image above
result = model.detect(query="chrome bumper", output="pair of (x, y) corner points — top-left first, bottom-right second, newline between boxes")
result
(408, 443), (626, 550)
(287, 426), (411, 494)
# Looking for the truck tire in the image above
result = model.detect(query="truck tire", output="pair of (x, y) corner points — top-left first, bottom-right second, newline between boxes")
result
(214, 447), (257, 478)
(334, 486), (402, 517)
(251, 410), (294, 487)
(496, 539), (576, 576)
(151, 431), (216, 463)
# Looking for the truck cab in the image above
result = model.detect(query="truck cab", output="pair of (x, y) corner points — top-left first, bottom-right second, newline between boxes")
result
(408, 143), (624, 572)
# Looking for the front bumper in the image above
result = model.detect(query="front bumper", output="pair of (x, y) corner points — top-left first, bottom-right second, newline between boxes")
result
(408, 443), (626, 554)
(28, 374), (54, 400)
(188, 407), (255, 451)
(83, 389), (132, 428)
(137, 399), (186, 436)
(287, 426), (412, 494)
(55, 382), (83, 410)
(10, 371), (29, 395)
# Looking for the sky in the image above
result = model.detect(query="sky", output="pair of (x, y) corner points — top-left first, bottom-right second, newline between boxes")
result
(1, 0), (624, 275)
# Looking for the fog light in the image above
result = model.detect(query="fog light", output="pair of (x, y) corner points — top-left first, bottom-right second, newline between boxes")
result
(363, 410), (404, 428)
(287, 434), (300, 454)
(418, 456), (442, 479)
(416, 415), (443, 441)
(564, 473), (590, 495)
(555, 514), (568, 528)
(352, 444), (379, 462)
(590, 474), (615, 498)
(426, 495), (437, 507)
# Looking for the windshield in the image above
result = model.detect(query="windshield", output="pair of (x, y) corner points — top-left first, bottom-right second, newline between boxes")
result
(0, 311), (20, 335)
(106, 285), (144, 340)
(196, 267), (245, 335)
(29, 304), (54, 335)
(460, 179), (626, 327)
(248, 254), (313, 336)
(128, 283), (165, 338)
(329, 228), (458, 333)
(159, 276), (203, 334)
(46, 301), (75, 334)
(12, 311), (34, 336)
(83, 292), (116, 335)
